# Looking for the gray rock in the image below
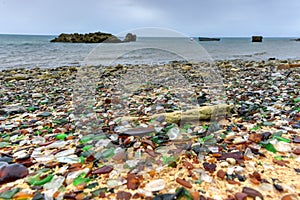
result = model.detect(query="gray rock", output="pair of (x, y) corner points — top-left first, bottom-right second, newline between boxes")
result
(124, 33), (136, 42)
(252, 36), (263, 42)
(36, 112), (52, 117)
(0, 106), (26, 115)
(122, 127), (156, 136)
(50, 32), (122, 43)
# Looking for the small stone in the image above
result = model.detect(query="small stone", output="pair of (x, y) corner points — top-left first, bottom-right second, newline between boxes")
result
(293, 136), (300, 143)
(36, 112), (51, 117)
(235, 192), (248, 200)
(116, 191), (132, 200)
(217, 169), (226, 179)
(1, 106), (26, 115)
(220, 161), (229, 168)
(144, 179), (166, 191)
(126, 159), (139, 168)
(200, 171), (213, 183)
(45, 140), (67, 149)
(55, 133), (68, 140)
(0, 164), (29, 184)
(66, 169), (90, 185)
(175, 177), (192, 188)
(281, 194), (298, 200)
(226, 158), (236, 165)
(293, 148), (300, 155)
(0, 162), (8, 169)
(56, 155), (80, 164)
(0, 188), (20, 199)
(32, 192), (44, 200)
(106, 179), (120, 188)
(233, 136), (246, 144)
(274, 184), (284, 192)
(55, 148), (75, 158)
(249, 133), (262, 143)
(291, 124), (300, 129)
(156, 115), (165, 122)
(123, 127), (155, 136)
(92, 165), (113, 175)
(244, 148), (254, 158)
(203, 162), (216, 173)
(167, 126), (180, 140)
(242, 187), (264, 200)
(0, 156), (13, 163)
(127, 173), (140, 190)
(273, 141), (292, 152)
(32, 93), (43, 98)
(43, 175), (65, 190)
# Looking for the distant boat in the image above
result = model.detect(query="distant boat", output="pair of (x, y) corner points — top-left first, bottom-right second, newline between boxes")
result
(198, 37), (220, 41)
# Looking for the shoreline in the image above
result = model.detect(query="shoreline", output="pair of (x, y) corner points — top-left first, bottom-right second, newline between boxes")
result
(1, 58), (300, 72)
(0, 60), (299, 199)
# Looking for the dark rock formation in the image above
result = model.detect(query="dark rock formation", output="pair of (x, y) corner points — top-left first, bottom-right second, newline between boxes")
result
(199, 37), (220, 41)
(252, 36), (263, 42)
(294, 38), (300, 41)
(50, 32), (136, 43)
(124, 33), (137, 42)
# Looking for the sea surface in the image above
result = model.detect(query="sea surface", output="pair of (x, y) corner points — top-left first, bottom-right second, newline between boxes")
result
(0, 34), (300, 70)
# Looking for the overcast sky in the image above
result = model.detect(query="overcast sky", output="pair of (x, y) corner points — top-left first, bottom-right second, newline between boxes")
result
(0, 0), (299, 37)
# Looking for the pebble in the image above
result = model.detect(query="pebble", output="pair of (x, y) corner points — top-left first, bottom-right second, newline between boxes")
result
(144, 179), (166, 191)
(0, 162), (8, 169)
(235, 192), (248, 200)
(203, 162), (216, 173)
(233, 136), (247, 144)
(116, 191), (132, 200)
(56, 155), (80, 164)
(0, 106), (26, 115)
(66, 168), (90, 185)
(167, 126), (180, 140)
(217, 169), (226, 179)
(220, 161), (229, 168)
(32, 93), (43, 98)
(92, 165), (114, 175)
(226, 158), (236, 165)
(0, 156), (13, 163)
(281, 194), (298, 200)
(122, 127), (156, 136)
(127, 173), (140, 190)
(43, 175), (65, 190)
(44, 140), (67, 149)
(292, 148), (300, 155)
(36, 112), (52, 117)
(242, 187), (264, 200)
(55, 148), (75, 158)
(175, 177), (192, 188)
(272, 141), (292, 152)
(293, 136), (300, 143)
(200, 171), (213, 183)
(0, 163), (29, 184)
(244, 148), (254, 158)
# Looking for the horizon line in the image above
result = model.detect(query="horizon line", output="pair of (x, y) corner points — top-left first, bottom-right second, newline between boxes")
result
(0, 32), (299, 38)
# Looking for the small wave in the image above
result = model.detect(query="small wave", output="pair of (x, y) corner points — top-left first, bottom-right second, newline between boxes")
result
(233, 54), (253, 58)
(19, 42), (34, 46)
(253, 51), (267, 56)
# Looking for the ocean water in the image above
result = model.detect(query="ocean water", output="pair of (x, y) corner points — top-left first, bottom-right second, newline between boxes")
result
(0, 34), (300, 70)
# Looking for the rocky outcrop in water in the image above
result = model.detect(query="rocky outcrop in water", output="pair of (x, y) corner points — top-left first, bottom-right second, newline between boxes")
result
(50, 32), (136, 43)
(124, 33), (137, 42)
(252, 36), (263, 42)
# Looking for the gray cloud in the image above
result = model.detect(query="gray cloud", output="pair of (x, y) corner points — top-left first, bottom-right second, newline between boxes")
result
(0, 0), (299, 36)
